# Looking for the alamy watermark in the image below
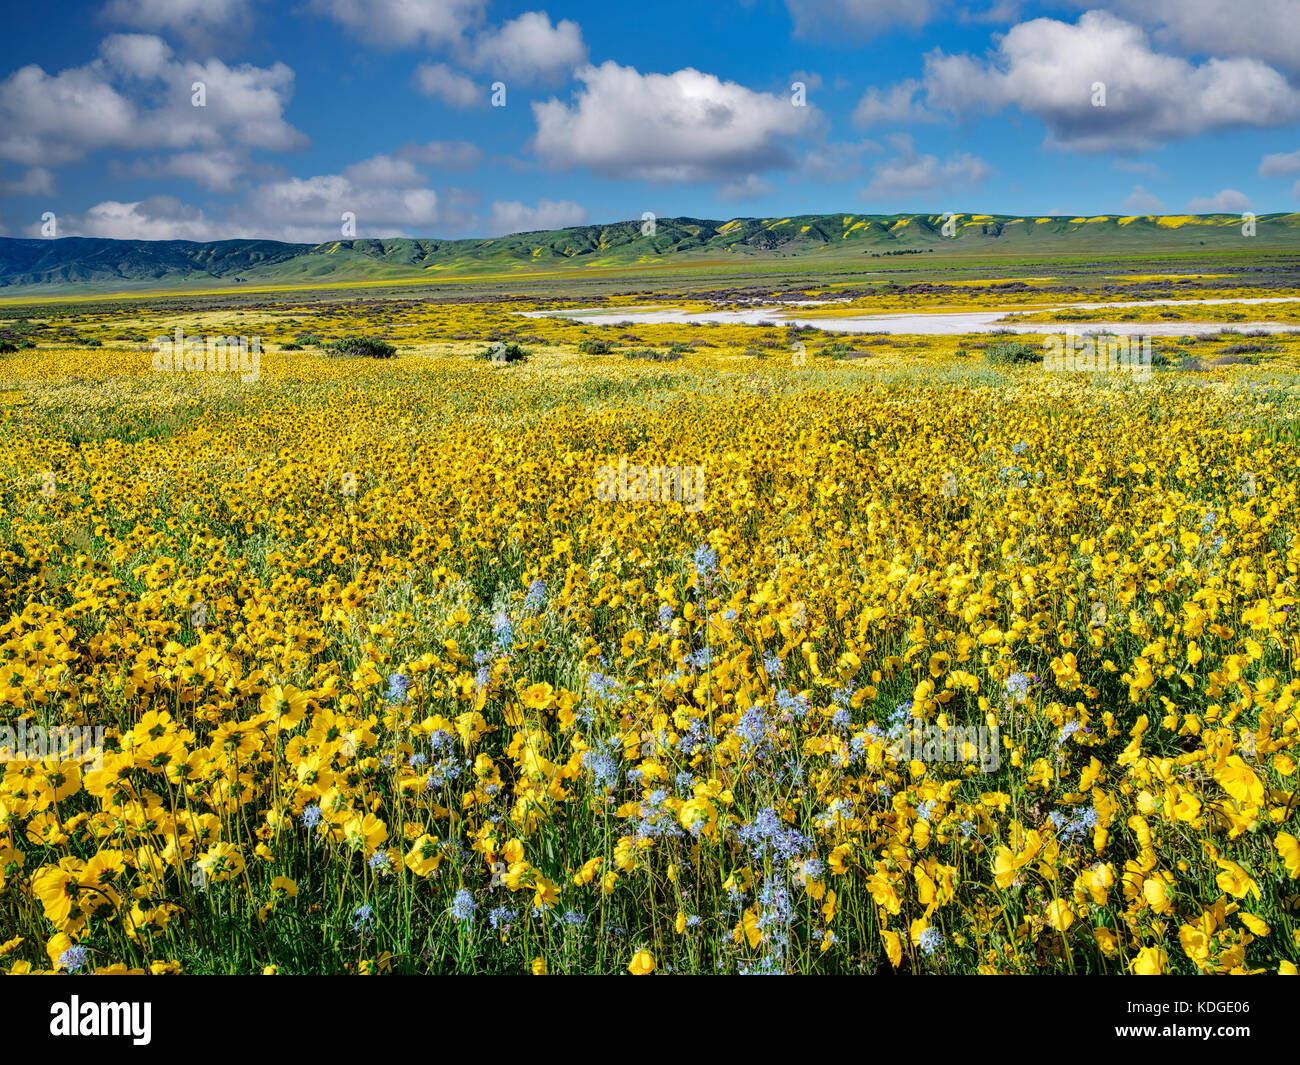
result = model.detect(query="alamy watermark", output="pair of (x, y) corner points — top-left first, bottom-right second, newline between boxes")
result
(0, 720), (105, 770)
(1043, 332), (1151, 379)
(151, 327), (261, 384)
(595, 457), (705, 513)
(889, 723), (1001, 772)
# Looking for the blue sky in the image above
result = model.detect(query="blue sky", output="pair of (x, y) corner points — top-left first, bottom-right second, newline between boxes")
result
(1, 0), (1298, 242)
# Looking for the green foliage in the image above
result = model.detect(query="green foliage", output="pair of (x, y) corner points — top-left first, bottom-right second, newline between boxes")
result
(985, 340), (1043, 366)
(328, 337), (397, 359)
(476, 342), (530, 363)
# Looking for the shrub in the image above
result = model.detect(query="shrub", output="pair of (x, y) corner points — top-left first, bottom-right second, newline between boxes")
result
(577, 339), (613, 355)
(0, 341), (16, 354)
(476, 342), (530, 363)
(280, 342), (304, 351)
(819, 340), (871, 360)
(328, 337), (397, 359)
(985, 341), (1042, 366)
(1217, 343), (1276, 355)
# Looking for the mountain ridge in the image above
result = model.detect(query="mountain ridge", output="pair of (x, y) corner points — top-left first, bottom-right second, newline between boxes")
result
(2, 212), (1297, 290)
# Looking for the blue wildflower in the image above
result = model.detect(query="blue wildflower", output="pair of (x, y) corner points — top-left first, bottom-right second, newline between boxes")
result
(450, 889), (477, 923)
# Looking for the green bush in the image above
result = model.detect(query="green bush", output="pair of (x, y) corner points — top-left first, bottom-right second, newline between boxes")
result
(985, 341), (1042, 366)
(328, 337), (397, 359)
(577, 339), (613, 355)
(477, 342), (530, 363)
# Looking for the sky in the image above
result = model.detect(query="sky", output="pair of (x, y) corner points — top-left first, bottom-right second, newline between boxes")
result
(1, 0), (1298, 243)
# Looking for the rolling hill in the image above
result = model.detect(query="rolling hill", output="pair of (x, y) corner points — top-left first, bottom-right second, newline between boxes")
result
(1, 212), (1297, 292)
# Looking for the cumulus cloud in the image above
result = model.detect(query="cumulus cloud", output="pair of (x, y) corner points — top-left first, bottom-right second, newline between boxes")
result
(464, 12), (586, 84)
(487, 198), (587, 234)
(307, 0), (486, 49)
(0, 34), (306, 167)
(798, 139), (881, 182)
(1120, 185), (1165, 213)
(41, 149), (491, 243)
(1060, 0), (1300, 75)
(102, 0), (254, 51)
(1186, 188), (1251, 212)
(108, 148), (254, 191)
(0, 167), (56, 197)
(35, 194), (232, 240)
(413, 62), (483, 109)
(917, 11), (1300, 152)
(236, 152), (442, 240)
(1259, 148), (1300, 178)
(531, 61), (821, 182)
(852, 78), (936, 127)
(310, 3), (585, 86)
(861, 134), (991, 198)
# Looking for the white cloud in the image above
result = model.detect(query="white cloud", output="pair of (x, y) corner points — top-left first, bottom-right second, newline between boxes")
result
(1186, 188), (1251, 212)
(798, 139), (881, 182)
(413, 63), (483, 109)
(919, 11), (1300, 152)
(38, 195), (232, 240)
(0, 34), (306, 166)
(531, 61), (821, 182)
(109, 148), (253, 191)
(340, 154), (427, 189)
(861, 135), (991, 198)
(487, 198), (587, 234)
(1060, 1), (1300, 74)
(1120, 185), (1165, 212)
(1259, 148), (1300, 178)
(44, 149), (481, 242)
(0, 167), (56, 197)
(785, 0), (940, 40)
(307, 0), (486, 49)
(102, 0), (254, 51)
(852, 78), (936, 127)
(238, 153), (442, 240)
(465, 12), (586, 84)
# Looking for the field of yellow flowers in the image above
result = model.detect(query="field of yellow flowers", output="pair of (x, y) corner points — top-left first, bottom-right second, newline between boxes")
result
(1, 315), (1299, 975)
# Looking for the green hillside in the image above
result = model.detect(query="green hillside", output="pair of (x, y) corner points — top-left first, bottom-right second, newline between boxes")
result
(1, 212), (1296, 292)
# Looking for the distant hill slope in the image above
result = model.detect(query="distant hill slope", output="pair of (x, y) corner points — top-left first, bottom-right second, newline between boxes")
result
(1, 212), (1297, 290)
